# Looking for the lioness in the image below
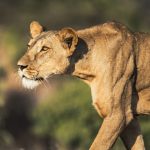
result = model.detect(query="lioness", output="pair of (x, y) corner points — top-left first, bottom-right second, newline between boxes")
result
(17, 21), (150, 150)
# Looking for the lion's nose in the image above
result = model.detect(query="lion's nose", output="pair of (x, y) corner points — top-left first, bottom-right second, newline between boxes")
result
(18, 65), (28, 71)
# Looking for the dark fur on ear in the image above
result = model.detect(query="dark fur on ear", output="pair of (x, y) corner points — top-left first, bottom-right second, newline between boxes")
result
(57, 28), (78, 56)
(64, 37), (73, 49)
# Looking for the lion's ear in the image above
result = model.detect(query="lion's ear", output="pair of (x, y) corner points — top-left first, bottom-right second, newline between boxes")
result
(30, 21), (43, 38)
(57, 28), (78, 56)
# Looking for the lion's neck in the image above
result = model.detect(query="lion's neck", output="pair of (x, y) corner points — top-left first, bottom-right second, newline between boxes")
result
(66, 35), (96, 84)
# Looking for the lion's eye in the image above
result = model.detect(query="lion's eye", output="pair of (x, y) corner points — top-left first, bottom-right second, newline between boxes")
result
(41, 46), (49, 52)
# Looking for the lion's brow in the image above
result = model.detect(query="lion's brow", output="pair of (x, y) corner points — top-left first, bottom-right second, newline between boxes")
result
(29, 31), (54, 48)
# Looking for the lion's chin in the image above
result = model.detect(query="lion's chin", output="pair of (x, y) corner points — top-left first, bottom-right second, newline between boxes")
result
(22, 77), (40, 89)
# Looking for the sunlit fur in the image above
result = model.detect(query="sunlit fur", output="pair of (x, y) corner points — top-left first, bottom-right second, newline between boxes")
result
(18, 21), (150, 150)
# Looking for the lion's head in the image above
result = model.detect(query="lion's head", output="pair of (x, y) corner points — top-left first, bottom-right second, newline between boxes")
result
(17, 21), (78, 89)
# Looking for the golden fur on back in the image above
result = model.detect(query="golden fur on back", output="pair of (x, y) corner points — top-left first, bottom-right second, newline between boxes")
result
(18, 21), (150, 150)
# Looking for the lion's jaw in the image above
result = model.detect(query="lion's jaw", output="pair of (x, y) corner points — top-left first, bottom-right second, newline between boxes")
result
(18, 69), (41, 89)
(22, 77), (40, 89)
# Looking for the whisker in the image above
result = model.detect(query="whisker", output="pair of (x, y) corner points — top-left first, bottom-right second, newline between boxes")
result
(40, 79), (49, 90)
(45, 78), (52, 89)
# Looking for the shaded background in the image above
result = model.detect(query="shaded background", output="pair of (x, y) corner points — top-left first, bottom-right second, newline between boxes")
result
(0, 0), (150, 149)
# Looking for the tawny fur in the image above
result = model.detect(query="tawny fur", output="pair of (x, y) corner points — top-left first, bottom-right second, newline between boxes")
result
(18, 21), (150, 150)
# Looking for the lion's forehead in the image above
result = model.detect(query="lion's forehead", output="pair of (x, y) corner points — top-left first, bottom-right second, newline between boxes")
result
(28, 31), (56, 47)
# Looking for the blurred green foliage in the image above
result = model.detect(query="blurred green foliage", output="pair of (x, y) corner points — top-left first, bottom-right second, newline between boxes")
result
(32, 79), (100, 150)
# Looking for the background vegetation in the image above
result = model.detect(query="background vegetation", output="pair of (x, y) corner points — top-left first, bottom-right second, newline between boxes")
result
(0, 0), (149, 149)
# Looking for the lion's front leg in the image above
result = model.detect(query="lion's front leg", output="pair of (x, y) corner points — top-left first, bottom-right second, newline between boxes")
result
(90, 108), (125, 150)
(89, 48), (135, 150)
(90, 80), (132, 150)
(120, 118), (145, 150)
(90, 78), (133, 150)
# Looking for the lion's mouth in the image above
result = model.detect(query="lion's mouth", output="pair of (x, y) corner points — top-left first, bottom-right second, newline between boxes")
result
(22, 75), (44, 81)
(18, 69), (55, 89)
